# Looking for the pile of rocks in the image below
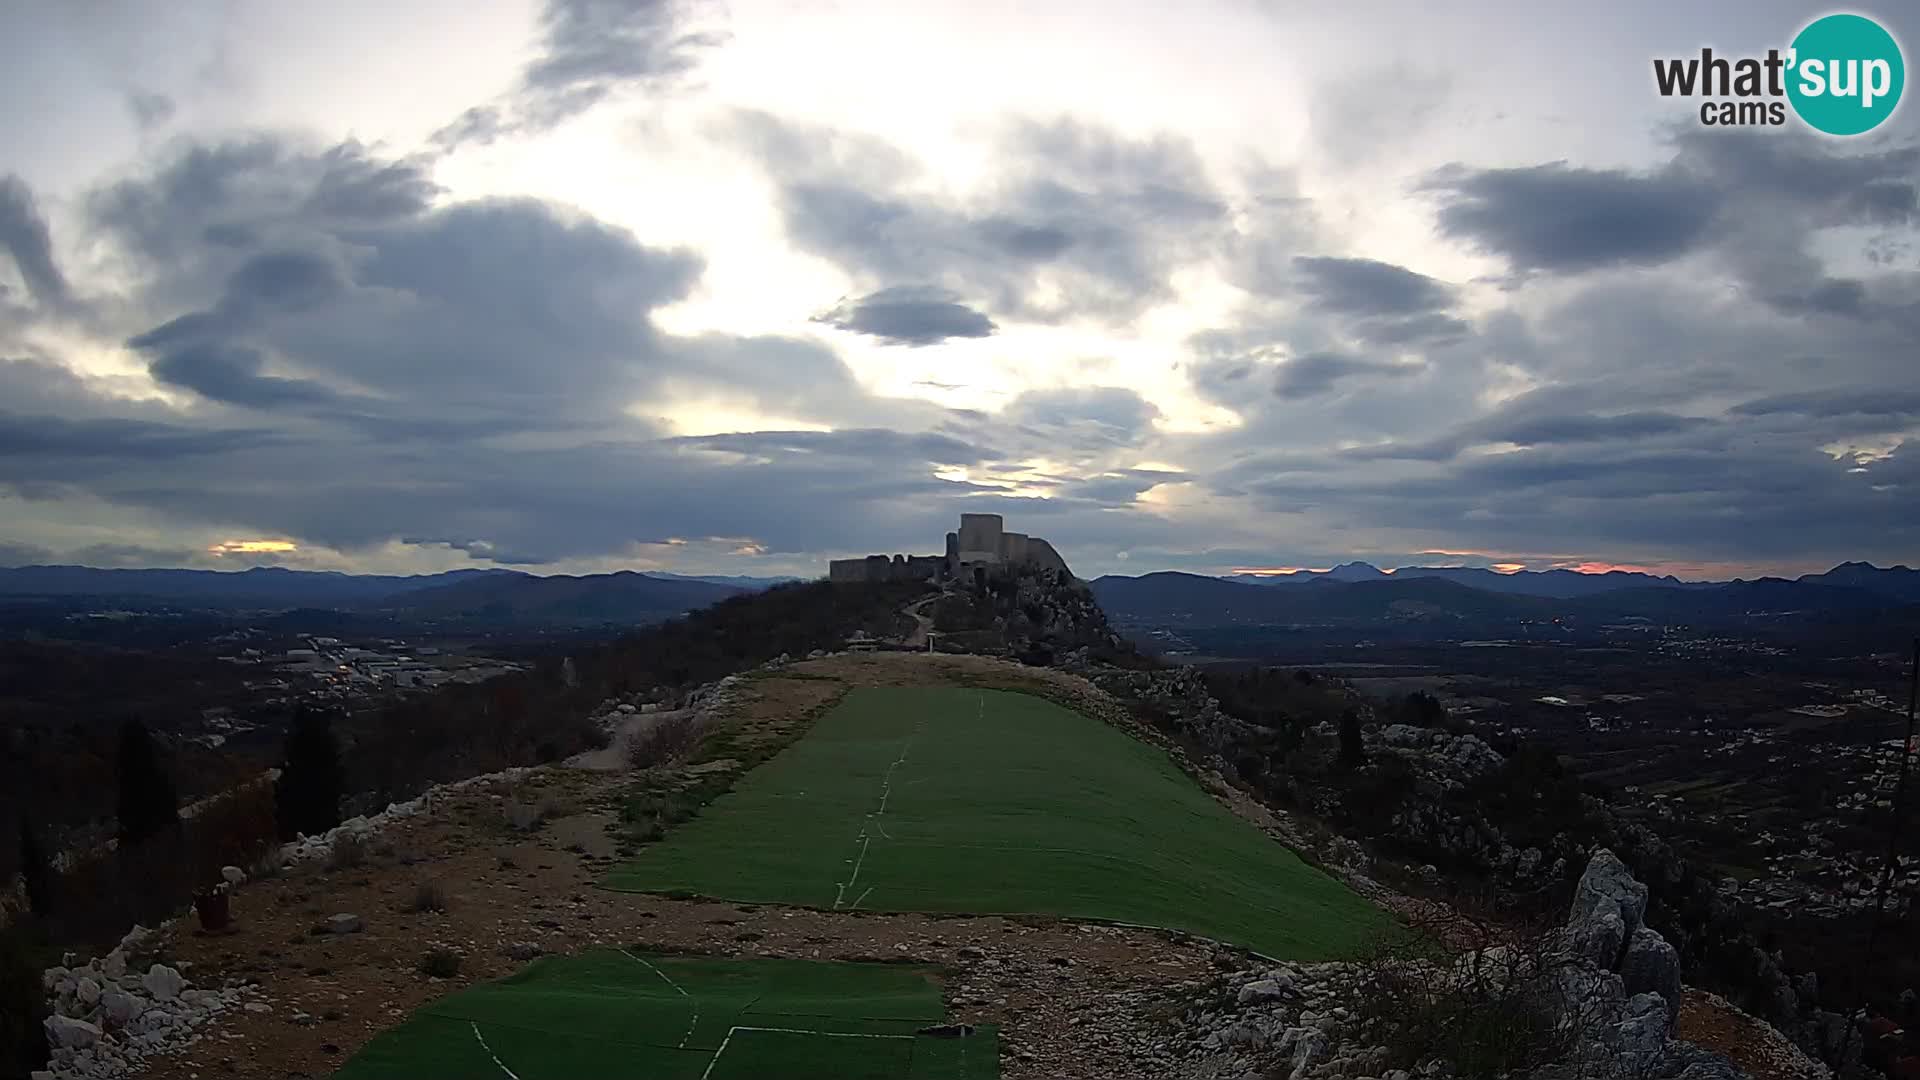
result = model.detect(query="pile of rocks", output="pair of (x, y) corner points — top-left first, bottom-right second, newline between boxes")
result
(37, 925), (266, 1080)
(1171, 851), (1750, 1080)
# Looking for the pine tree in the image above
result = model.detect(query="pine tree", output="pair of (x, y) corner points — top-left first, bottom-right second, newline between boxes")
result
(115, 718), (180, 847)
(1337, 708), (1367, 770)
(275, 708), (344, 840)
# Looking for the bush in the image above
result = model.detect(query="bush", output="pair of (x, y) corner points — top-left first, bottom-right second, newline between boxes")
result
(419, 947), (462, 978)
(409, 881), (449, 914)
(625, 713), (708, 771)
(1350, 923), (1601, 1079)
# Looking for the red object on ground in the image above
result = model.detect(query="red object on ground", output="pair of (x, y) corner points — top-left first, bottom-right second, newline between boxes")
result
(194, 889), (231, 932)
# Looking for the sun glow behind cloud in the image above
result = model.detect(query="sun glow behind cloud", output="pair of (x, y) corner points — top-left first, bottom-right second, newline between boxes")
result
(209, 539), (297, 556)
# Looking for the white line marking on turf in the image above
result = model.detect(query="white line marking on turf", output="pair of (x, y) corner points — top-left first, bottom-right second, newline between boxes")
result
(623, 950), (700, 1049)
(702, 1025), (915, 1079)
(469, 1022), (522, 1079)
(850, 885), (874, 910)
(834, 707), (931, 909)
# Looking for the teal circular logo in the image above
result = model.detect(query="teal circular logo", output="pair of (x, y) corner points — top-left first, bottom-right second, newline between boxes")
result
(1787, 13), (1905, 135)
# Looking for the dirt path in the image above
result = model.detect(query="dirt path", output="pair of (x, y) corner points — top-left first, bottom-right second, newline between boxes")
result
(135, 655), (1246, 1080)
(899, 593), (940, 648)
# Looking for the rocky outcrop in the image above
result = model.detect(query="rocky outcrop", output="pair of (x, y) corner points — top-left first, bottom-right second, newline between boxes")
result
(1171, 851), (1747, 1080)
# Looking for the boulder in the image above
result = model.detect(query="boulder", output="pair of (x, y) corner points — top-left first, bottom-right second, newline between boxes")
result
(141, 964), (185, 1001)
(101, 991), (145, 1026)
(327, 913), (364, 934)
(1568, 849), (1647, 968)
(45, 1015), (102, 1050)
(1287, 1029), (1329, 1080)
(221, 865), (247, 886)
(1620, 926), (1682, 1024)
(1237, 978), (1291, 1005)
(76, 975), (102, 1006)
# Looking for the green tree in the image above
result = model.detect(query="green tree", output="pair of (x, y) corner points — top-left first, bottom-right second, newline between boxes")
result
(17, 814), (51, 918)
(115, 718), (180, 847)
(275, 708), (344, 840)
(1338, 708), (1367, 770)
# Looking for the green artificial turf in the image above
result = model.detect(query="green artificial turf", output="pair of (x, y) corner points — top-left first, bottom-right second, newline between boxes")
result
(604, 687), (1391, 960)
(333, 950), (997, 1080)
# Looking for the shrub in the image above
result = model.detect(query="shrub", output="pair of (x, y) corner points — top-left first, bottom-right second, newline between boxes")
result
(419, 948), (461, 978)
(409, 881), (449, 914)
(625, 713), (708, 771)
(1349, 922), (1601, 1079)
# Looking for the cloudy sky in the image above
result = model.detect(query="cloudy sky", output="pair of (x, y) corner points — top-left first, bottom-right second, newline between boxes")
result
(1, 0), (1916, 581)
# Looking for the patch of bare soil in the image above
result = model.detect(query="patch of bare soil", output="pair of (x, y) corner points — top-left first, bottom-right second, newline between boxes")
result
(1678, 989), (1830, 1080)
(135, 654), (1252, 1080)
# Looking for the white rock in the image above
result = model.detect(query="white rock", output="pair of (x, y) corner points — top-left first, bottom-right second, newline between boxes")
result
(45, 1015), (102, 1049)
(142, 964), (185, 1001)
(101, 951), (127, 980)
(221, 864), (247, 886)
(327, 912), (364, 934)
(101, 991), (145, 1026)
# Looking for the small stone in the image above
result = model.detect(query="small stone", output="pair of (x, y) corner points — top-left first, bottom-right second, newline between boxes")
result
(221, 865), (247, 886)
(326, 913), (364, 934)
(77, 976), (102, 1005)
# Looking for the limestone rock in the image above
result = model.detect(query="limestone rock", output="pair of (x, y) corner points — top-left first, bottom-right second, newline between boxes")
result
(1237, 977), (1291, 1005)
(1620, 926), (1681, 1024)
(76, 975), (102, 1006)
(141, 964), (185, 1001)
(327, 912), (364, 934)
(101, 990), (145, 1026)
(221, 864), (247, 886)
(1568, 848), (1646, 968)
(45, 1015), (102, 1049)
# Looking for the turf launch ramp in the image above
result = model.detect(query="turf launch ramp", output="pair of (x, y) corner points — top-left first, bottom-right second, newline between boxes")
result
(604, 686), (1389, 960)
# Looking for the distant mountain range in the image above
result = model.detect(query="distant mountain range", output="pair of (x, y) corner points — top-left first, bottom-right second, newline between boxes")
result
(0, 564), (791, 625)
(1220, 560), (1920, 601)
(1094, 562), (1920, 629)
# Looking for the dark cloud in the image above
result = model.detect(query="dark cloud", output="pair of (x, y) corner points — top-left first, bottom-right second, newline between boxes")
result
(0, 174), (70, 309)
(1731, 388), (1920, 419)
(145, 342), (348, 410)
(435, 0), (725, 148)
(1425, 162), (1718, 273)
(814, 286), (996, 346)
(733, 112), (1230, 322)
(1294, 256), (1454, 315)
(1274, 351), (1421, 400)
(0, 540), (53, 567)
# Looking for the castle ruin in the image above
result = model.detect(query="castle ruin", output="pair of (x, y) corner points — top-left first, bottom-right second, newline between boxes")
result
(828, 512), (1072, 585)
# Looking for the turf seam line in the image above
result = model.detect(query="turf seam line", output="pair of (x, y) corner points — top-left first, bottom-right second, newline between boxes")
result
(468, 1021), (522, 1080)
(834, 704), (929, 909)
(701, 1022), (918, 1079)
(622, 950), (700, 1050)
